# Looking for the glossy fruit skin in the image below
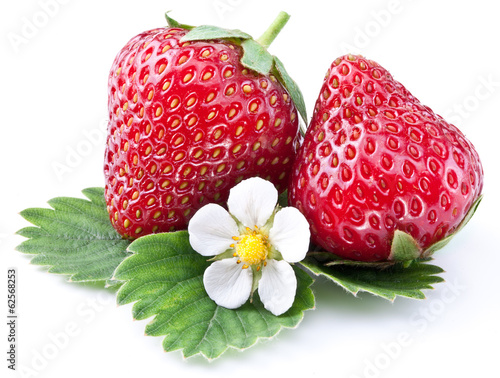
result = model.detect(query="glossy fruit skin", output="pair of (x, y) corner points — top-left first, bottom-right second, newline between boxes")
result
(288, 54), (483, 262)
(104, 27), (300, 239)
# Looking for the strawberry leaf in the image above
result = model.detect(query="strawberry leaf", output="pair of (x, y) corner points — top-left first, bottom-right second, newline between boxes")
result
(273, 56), (308, 126)
(181, 25), (252, 43)
(113, 231), (315, 360)
(300, 256), (444, 301)
(16, 188), (131, 285)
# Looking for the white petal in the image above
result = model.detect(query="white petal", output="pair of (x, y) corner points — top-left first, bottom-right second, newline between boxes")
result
(258, 259), (297, 316)
(227, 177), (278, 228)
(188, 204), (239, 256)
(203, 258), (253, 309)
(269, 207), (310, 263)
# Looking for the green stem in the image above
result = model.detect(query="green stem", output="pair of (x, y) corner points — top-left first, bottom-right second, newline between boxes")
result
(256, 11), (290, 49)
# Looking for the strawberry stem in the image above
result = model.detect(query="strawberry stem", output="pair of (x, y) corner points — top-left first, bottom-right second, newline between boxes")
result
(256, 11), (290, 49)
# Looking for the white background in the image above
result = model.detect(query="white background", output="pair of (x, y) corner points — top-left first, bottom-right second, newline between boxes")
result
(2, 0), (499, 377)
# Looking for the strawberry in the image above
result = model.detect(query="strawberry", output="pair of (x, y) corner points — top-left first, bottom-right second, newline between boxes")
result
(288, 54), (483, 262)
(104, 12), (306, 239)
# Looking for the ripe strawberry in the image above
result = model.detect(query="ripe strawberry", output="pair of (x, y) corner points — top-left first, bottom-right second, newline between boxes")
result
(104, 13), (305, 239)
(288, 54), (483, 262)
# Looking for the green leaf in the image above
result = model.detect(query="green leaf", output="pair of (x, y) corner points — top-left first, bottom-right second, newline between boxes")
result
(389, 230), (422, 262)
(16, 188), (131, 284)
(273, 56), (308, 126)
(324, 258), (397, 269)
(240, 38), (274, 75)
(424, 195), (483, 257)
(181, 25), (252, 43)
(114, 231), (315, 360)
(300, 256), (444, 301)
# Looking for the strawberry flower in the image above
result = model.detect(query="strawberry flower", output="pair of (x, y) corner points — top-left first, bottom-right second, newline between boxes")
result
(188, 177), (310, 316)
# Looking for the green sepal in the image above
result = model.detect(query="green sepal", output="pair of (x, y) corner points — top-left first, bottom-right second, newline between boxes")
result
(300, 256), (444, 301)
(165, 12), (307, 130)
(165, 11), (194, 30)
(389, 230), (422, 262)
(423, 195), (483, 257)
(240, 38), (274, 75)
(16, 187), (131, 285)
(250, 265), (263, 296)
(208, 248), (235, 261)
(273, 56), (308, 126)
(181, 25), (252, 43)
(113, 231), (315, 360)
(278, 189), (289, 207)
(175, 12), (307, 127)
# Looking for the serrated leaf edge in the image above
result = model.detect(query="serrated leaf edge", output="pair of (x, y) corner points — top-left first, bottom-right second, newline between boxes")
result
(113, 235), (315, 360)
(300, 258), (444, 302)
(16, 188), (131, 283)
(180, 270), (315, 360)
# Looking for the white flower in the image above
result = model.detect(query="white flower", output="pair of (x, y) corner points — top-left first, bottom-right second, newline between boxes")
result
(188, 177), (311, 316)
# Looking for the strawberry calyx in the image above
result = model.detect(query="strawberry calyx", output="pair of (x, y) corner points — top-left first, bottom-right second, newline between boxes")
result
(165, 11), (307, 128)
(179, 24), (252, 42)
(308, 195), (483, 269)
(388, 230), (422, 263)
(420, 194), (483, 258)
(164, 11), (194, 30)
(390, 195), (483, 263)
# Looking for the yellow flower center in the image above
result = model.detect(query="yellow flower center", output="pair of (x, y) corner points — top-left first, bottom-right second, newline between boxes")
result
(235, 233), (268, 266)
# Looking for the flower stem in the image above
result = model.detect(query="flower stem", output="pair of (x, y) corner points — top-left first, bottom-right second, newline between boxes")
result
(256, 11), (290, 49)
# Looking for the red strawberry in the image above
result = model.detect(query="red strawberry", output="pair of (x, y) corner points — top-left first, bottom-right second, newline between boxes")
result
(288, 54), (483, 262)
(105, 13), (305, 239)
